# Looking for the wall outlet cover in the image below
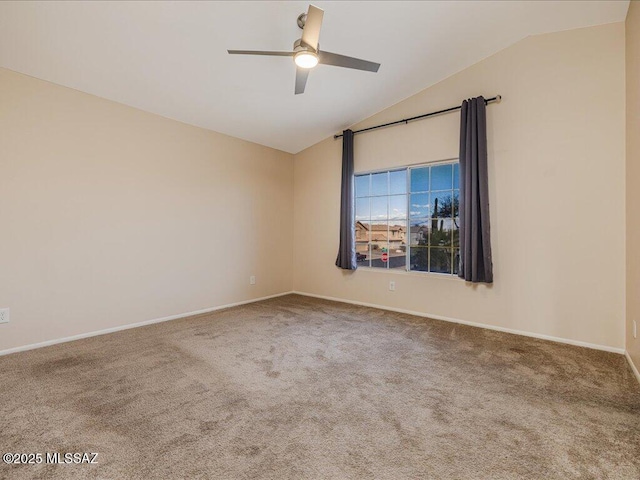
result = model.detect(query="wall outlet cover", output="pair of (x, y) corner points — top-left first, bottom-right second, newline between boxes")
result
(250, 276), (256, 285)
(0, 308), (9, 324)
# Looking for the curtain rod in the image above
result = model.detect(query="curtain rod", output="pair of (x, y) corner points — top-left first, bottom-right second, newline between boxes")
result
(333, 95), (502, 139)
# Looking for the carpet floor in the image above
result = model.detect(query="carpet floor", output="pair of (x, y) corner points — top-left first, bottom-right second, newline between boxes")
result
(1, 294), (639, 479)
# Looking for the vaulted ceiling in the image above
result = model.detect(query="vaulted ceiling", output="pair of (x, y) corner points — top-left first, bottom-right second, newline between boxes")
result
(0, 1), (629, 153)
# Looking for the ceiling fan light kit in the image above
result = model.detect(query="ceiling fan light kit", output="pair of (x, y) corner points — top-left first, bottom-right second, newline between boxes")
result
(228, 4), (380, 94)
(294, 51), (319, 69)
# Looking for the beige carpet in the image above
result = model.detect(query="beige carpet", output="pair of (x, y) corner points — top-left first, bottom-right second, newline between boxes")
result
(1, 294), (639, 479)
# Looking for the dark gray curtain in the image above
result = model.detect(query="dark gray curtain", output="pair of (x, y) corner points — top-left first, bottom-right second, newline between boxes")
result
(458, 97), (493, 283)
(335, 129), (356, 270)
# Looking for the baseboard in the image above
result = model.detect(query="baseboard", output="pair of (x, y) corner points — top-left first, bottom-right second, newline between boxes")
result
(625, 351), (640, 384)
(292, 291), (626, 355)
(0, 291), (294, 357)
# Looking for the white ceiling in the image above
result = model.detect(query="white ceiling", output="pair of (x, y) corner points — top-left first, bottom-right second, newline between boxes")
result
(0, 1), (629, 153)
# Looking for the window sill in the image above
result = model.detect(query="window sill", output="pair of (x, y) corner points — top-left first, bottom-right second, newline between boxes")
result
(355, 266), (463, 281)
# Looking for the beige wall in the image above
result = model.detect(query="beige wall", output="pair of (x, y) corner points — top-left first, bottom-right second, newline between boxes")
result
(0, 68), (294, 352)
(293, 23), (626, 350)
(627, 2), (640, 371)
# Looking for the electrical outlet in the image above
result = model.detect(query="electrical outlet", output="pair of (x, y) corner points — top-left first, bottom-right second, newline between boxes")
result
(0, 308), (9, 324)
(389, 281), (395, 291)
(634, 320), (637, 339)
(250, 276), (256, 285)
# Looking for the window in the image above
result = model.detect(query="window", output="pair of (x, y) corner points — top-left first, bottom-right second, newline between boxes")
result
(355, 161), (459, 275)
(355, 169), (407, 270)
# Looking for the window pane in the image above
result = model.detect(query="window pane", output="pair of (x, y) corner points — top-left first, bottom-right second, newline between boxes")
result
(355, 197), (370, 221)
(410, 223), (430, 246)
(371, 172), (388, 196)
(411, 167), (429, 193)
(390, 169), (407, 195)
(432, 191), (454, 218)
(356, 222), (370, 243)
(370, 220), (387, 240)
(355, 174), (370, 198)
(453, 218), (460, 247)
(431, 164), (453, 191)
(371, 196), (387, 222)
(453, 190), (459, 217)
(453, 248), (460, 275)
(410, 193), (430, 223)
(356, 243), (370, 268)
(388, 242), (406, 270)
(410, 247), (428, 272)
(430, 247), (452, 274)
(389, 195), (407, 220)
(370, 224), (388, 268)
(388, 223), (407, 251)
(430, 218), (454, 247)
(453, 163), (460, 189)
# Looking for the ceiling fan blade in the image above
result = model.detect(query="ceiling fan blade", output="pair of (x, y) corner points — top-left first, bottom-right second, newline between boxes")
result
(227, 50), (294, 56)
(295, 67), (310, 95)
(318, 51), (380, 72)
(301, 5), (324, 51)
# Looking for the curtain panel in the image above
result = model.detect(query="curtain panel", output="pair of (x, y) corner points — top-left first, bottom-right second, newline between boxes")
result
(335, 129), (356, 270)
(458, 97), (493, 283)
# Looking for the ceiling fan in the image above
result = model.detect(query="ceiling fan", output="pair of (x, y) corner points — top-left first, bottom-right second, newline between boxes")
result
(227, 4), (381, 95)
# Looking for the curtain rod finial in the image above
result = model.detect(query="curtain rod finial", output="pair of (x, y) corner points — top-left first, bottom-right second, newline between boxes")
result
(495, 95), (502, 103)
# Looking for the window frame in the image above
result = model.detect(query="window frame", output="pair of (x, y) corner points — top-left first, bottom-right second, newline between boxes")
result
(354, 158), (460, 277)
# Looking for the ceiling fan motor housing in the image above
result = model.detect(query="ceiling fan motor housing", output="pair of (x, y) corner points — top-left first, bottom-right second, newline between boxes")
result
(293, 38), (317, 53)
